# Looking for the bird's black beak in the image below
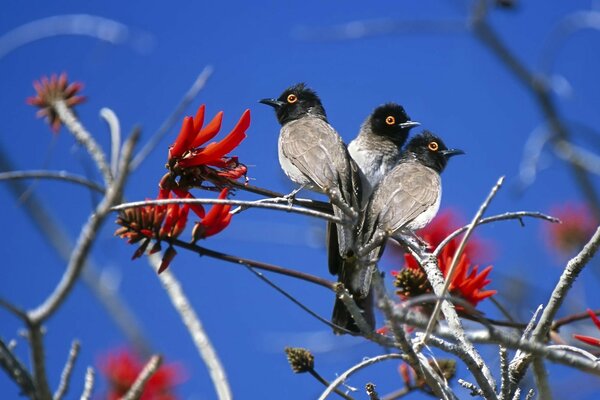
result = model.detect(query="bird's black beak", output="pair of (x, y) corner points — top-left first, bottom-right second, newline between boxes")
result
(259, 98), (286, 109)
(399, 120), (420, 129)
(440, 148), (465, 158)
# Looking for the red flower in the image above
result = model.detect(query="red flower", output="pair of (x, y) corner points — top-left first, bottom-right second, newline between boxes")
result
(27, 73), (86, 133)
(573, 309), (600, 347)
(166, 105), (250, 188)
(100, 349), (183, 400)
(394, 209), (495, 308)
(192, 188), (232, 242)
(546, 203), (598, 255)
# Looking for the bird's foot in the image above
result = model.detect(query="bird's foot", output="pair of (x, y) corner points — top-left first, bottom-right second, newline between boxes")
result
(283, 185), (305, 209)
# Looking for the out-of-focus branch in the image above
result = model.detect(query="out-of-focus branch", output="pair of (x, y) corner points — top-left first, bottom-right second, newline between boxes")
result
(53, 100), (113, 185)
(99, 107), (121, 177)
(121, 354), (162, 400)
(469, 0), (600, 219)
(148, 254), (232, 400)
(508, 226), (600, 392)
(28, 130), (138, 322)
(80, 367), (94, 400)
(131, 66), (213, 171)
(113, 197), (342, 224)
(0, 141), (151, 356)
(0, 170), (105, 193)
(0, 338), (37, 399)
(53, 340), (80, 400)
(0, 14), (153, 60)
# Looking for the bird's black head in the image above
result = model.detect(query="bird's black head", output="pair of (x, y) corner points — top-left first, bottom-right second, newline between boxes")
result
(260, 83), (327, 125)
(404, 130), (464, 173)
(368, 103), (420, 145)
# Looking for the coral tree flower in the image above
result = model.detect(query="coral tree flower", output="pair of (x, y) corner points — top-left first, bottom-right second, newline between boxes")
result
(166, 104), (250, 189)
(26, 73), (86, 133)
(573, 309), (600, 347)
(546, 202), (597, 255)
(394, 210), (496, 309)
(100, 349), (183, 400)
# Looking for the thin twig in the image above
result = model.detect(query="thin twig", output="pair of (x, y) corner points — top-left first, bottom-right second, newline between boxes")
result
(112, 197), (342, 224)
(499, 346), (509, 400)
(244, 266), (352, 334)
(0, 338), (37, 399)
(0, 170), (105, 193)
(433, 211), (559, 257)
(148, 254), (232, 400)
(308, 369), (355, 400)
(131, 66), (213, 170)
(121, 355), (162, 400)
(552, 308), (600, 331)
(99, 107), (121, 177)
(532, 358), (551, 400)
(171, 238), (335, 290)
(53, 99), (113, 185)
(334, 283), (372, 335)
(54, 340), (81, 400)
(80, 367), (94, 400)
(318, 354), (406, 400)
(424, 176), (504, 343)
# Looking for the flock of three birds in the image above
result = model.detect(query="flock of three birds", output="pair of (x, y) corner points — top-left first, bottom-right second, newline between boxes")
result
(260, 83), (464, 334)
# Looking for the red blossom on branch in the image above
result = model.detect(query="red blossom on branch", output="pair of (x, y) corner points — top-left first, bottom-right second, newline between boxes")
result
(573, 309), (600, 348)
(546, 202), (598, 255)
(99, 349), (184, 400)
(26, 73), (86, 133)
(393, 210), (496, 309)
(165, 104), (251, 190)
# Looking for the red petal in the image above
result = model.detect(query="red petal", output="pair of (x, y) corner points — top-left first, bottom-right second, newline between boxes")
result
(192, 104), (206, 133)
(172, 188), (205, 218)
(573, 334), (600, 347)
(170, 117), (195, 159)
(191, 111), (223, 148)
(180, 109), (250, 167)
(586, 309), (600, 330)
(158, 247), (177, 274)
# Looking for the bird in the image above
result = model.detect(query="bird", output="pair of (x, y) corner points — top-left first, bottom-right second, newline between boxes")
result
(259, 83), (361, 263)
(330, 103), (420, 333)
(349, 103), (420, 205)
(356, 131), (464, 299)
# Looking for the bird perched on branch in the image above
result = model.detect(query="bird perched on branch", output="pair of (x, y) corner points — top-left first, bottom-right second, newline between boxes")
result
(260, 83), (361, 263)
(356, 131), (464, 299)
(330, 103), (420, 333)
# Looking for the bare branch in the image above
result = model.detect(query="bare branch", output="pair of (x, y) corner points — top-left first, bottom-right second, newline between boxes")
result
(28, 129), (139, 322)
(148, 254), (232, 400)
(112, 197), (342, 224)
(54, 340), (81, 400)
(0, 338), (37, 399)
(80, 367), (94, 400)
(434, 211), (559, 257)
(99, 107), (121, 177)
(0, 170), (104, 193)
(318, 354), (406, 400)
(131, 66), (213, 170)
(0, 14), (153, 60)
(121, 355), (162, 400)
(424, 176), (504, 343)
(53, 99), (113, 185)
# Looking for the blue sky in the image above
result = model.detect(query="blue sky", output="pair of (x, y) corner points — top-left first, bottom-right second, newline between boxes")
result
(2, 1), (600, 399)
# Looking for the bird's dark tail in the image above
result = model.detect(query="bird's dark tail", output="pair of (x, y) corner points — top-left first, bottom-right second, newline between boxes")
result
(329, 255), (376, 334)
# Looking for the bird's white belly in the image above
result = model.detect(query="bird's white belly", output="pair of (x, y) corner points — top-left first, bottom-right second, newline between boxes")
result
(407, 189), (441, 230)
(278, 133), (316, 189)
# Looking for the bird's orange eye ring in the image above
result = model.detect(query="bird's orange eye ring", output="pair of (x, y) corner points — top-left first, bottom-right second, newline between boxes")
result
(385, 116), (395, 125)
(428, 141), (439, 151)
(287, 94), (298, 104)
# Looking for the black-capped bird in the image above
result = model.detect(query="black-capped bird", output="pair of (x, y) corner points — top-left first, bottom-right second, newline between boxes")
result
(357, 131), (464, 298)
(349, 103), (420, 205)
(330, 103), (420, 333)
(260, 83), (361, 264)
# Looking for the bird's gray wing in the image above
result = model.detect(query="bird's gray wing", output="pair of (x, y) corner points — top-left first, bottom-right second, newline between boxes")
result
(280, 117), (344, 192)
(375, 162), (440, 234)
